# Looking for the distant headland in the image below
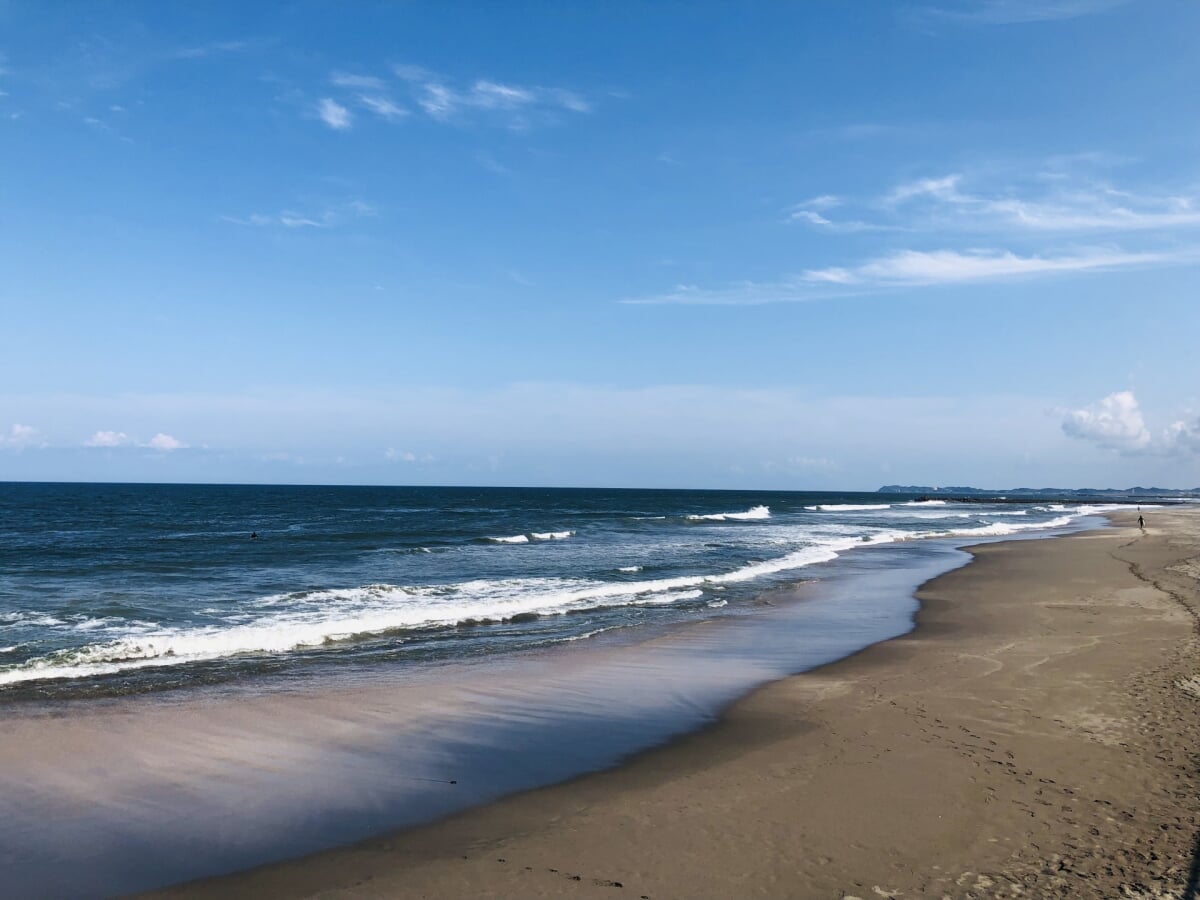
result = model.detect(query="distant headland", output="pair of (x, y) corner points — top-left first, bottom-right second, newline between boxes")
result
(878, 485), (1200, 502)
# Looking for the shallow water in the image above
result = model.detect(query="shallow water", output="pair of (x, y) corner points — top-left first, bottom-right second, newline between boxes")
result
(0, 483), (1119, 697)
(0, 525), (1103, 899)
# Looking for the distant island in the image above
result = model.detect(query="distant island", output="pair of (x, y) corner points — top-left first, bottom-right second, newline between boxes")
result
(879, 485), (1200, 501)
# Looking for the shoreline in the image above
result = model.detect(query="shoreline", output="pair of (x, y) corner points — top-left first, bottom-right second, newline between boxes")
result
(141, 507), (1200, 899)
(3, 528), (975, 898)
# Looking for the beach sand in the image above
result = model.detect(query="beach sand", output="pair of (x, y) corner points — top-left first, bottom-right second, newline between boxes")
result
(144, 508), (1200, 899)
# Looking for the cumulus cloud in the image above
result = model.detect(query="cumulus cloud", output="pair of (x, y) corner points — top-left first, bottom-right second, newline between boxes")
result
(316, 97), (352, 130)
(1163, 418), (1200, 455)
(146, 433), (186, 451)
(0, 423), (39, 448)
(1061, 391), (1151, 452)
(385, 448), (434, 463)
(85, 430), (130, 447)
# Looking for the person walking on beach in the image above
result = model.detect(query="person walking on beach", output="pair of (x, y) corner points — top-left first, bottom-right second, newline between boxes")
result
(1138, 515), (1145, 529)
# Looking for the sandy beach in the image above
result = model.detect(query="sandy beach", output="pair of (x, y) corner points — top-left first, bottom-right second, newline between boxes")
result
(140, 507), (1200, 899)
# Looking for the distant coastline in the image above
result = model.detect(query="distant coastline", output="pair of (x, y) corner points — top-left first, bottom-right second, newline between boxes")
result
(880, 484), (1200, 501)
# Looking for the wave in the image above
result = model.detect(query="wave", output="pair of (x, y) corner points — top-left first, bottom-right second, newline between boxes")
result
(618, 565), (643, 573)
(0, 501), (1108, 688)
(0, 536), (862, 686)
(485, 530), (574, 544)
(686, 505), (770, 521)
(902, 500), (946, 506)
(914, 514), (1075, 541)
(804, 503), (891, 512)
(1, 612), (66, 628)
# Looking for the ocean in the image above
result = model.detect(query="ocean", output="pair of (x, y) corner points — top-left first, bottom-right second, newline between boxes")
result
(1, 482), (1140, 897)
(0, 482), (1120, 699)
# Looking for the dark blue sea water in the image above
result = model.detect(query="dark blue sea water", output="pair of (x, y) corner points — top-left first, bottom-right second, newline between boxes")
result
(0, 482), (1119, 699)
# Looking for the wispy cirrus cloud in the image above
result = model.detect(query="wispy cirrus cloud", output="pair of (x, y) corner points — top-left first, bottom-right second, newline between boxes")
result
(788, 166), (1200, 240)
(626, 246), (1176, 305)
(330, 72), (386, 91)
(310, 65), (592, 131)
(655, 158), (1200, 308)
(173, 40), (250, 60)
(914, 0), (1130, 25)
(396, 67), (590, 127)
(223, 199), (373, 230)
(786, 194), (896, 232)
(356, 94), (406, 120)
(802, 246), (1169, 287)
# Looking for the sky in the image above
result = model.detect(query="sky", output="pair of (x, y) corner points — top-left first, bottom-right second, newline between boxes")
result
(1, 0), (1199, 490)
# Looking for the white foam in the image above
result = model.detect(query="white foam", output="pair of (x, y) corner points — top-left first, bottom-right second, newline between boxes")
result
(486, 534), (529, 544)
(0, 536), (861, 686)
(618, 565), (643, 573)
(531, 531), (574, 541)
(706, 599), (728, 609)
(632, 589), (703, 606)
(0, 499), (1107, 688)
(686, 505), (770, 521)
(903, 500), (947, 506)
(804, 503), (891, 512)
(0, 612), (65, 627)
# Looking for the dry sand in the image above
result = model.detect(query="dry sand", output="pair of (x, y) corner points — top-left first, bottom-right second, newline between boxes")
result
(144, 508), (1200, 899)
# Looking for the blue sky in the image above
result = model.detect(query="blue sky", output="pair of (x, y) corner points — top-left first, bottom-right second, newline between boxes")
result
(2, 0), (1198, 489)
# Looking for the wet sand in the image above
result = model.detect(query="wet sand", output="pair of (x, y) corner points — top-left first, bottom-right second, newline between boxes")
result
(143, 507), (1200, 899)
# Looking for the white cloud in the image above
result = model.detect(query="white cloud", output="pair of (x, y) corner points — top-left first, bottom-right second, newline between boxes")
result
(1062, 391), (1151, 452)
(989, 194), (1200, 231)
(804, 247), (1167, 286)
(85, 430), (130, 447)
(630, 242), (1184, 305)
(174, 40), (249, 60)
(0, 423), (38, 448)
(788, 209), (833, 226)
(622, 281), (825, 306)
(316, 98), (351, 130)
(887, 174), (970, 205)
(392, 64), (432, 82)
(920, 0), (1130, 25)
(331, 72), (386, 91)
(224, 200), (373, 230)
(471, 80), (535, 109)
(146, 433), (186, 451)
(839, 170), (1200, 236)
(356, 94), (407, 120)
(1163, 418), (1200, 455)
(398, 68), (590, 125)
(384, 448), (436, 463)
